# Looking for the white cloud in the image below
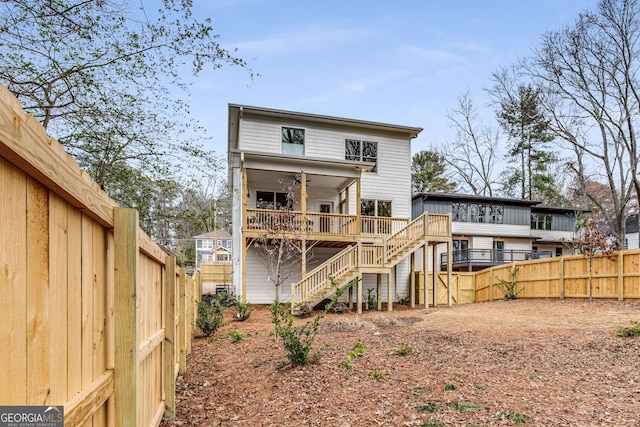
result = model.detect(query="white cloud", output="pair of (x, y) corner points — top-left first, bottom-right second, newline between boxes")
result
(229, 24), (375, 55)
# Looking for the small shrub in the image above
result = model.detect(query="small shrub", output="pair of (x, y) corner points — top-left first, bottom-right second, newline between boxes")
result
(497, 410), (530, 423)
(234, 300), (253, 321)
(196, 299), (224, 337)
(341, 340), (368, 369)
(421, 422), (446, 427)
(409, 386), (431, 394)
(497, 266), (521, 300)
(415, 403), (438, 413)
(226, 329), (246, 343)
(271, 277), (354, 367)
(351, 340), (368, 357)
(391, 342), (412, 356)
(444, 382), (457, 391)
(214, 291), (236, 307)
(397, 294), (410, 306)
(450, 401), (482, 412)
(617, 320), (640, 338)
(297, 302), (313, 318)
(366, 288), (377, 310)
(369, 368), (390, 381)
(329, 301), (350, 313)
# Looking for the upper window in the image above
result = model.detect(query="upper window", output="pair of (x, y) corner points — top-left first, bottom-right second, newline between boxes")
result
(452, 202), (504, 224)
(345, 139), (378, 171)
(531, 213), (552, 230)
(452, 202), (468, 222)
(282, 127), (305, 155)
(256, 191), (292, 210)
(361, 199), (391, 217)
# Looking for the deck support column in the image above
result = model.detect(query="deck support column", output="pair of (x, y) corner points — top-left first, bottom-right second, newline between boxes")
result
(447, 239), (453, 307)
(376, 274), (382, 310)
(356, 273), (363, 314)
(410, 252), (415, 308)
(388, 268), (393, 312)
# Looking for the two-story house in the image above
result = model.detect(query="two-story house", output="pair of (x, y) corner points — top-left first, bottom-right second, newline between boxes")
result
(194, 230), (232, 270)
(228, 105), (452, 312)
(412, 192), (585, 272)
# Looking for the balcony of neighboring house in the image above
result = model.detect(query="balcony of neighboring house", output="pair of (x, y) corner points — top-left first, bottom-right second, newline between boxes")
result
(441, 248), (554, 271)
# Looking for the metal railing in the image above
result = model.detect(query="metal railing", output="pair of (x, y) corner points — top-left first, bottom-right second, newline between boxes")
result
(441, 249), (554, 268)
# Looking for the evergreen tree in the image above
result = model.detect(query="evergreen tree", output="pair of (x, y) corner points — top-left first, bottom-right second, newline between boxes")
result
(494, 83), (557, 201)
(411, 150), (457, 194)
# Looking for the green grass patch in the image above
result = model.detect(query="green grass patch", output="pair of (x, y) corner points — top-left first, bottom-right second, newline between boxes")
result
(391, 342), (412, 356)
(497, 410), (530, 423)
(369, 368), (390, 381)
(450, 401), (482, 412)
(617, 320), (640, 338)
(415, 403), (438, 413)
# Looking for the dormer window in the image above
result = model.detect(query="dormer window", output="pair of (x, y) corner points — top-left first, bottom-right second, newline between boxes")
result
(282, 127), (305, 155)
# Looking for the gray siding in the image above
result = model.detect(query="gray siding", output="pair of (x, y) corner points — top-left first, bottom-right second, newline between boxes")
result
(419, 199), (530, 226)
(551, 212), (575, 231)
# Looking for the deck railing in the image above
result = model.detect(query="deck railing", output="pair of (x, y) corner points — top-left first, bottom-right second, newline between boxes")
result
(441, 249), (554, 268)
(246, 208), (410, 237)
(291, 245), (358, 306)
(290, 212), (451, 307)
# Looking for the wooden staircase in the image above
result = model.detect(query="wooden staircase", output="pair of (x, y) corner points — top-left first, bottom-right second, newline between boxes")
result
(291, 213), (450, 310)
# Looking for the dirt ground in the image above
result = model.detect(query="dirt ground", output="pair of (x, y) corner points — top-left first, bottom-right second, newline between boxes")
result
(162, 299), (640, 427)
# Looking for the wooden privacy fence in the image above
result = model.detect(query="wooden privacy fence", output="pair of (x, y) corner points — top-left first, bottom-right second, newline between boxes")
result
(0, 85), (199, 426)
(474, 249), (640, 302)
(415, 250), (640, 305)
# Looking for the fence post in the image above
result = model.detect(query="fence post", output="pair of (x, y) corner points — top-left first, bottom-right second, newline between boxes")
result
(618, 252), (624, 301)
(186, 273), (193, 355)
(113, 207), (140, 427)
(559, 257), (565, 300)
(163, 256), (177, 418)
(178, 269), (187, 374)
(489, 267), (494, 301)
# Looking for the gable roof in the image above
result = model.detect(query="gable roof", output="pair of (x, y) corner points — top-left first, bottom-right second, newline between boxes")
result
(228, 104), (423, 153)
(193, 230), (232, 239)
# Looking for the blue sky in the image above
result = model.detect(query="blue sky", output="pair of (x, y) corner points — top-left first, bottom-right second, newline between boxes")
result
(188, 0), (598, 158)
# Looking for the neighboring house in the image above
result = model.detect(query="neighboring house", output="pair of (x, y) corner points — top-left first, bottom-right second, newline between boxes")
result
(624, 214), (639, 249)
(412, 192), (585, 272)
(227, 104), (452, 310)
(194, 230), (232, 270)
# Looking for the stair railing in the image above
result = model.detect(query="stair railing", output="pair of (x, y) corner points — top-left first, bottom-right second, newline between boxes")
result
(291, 245), (358, 307)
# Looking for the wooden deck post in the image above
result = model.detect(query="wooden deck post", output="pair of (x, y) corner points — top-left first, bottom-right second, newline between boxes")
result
(113, 207), (140, 427)
(376, 274), (382, 310)
(356, 177), (361, 235)
(447, 239), (453, 307)
(163, 256), (177, 418)
(356, 272), (363, 315)
(388, 268), (394, 312)
(410, 252), (415, 308)
(433, 245), (439, 307)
